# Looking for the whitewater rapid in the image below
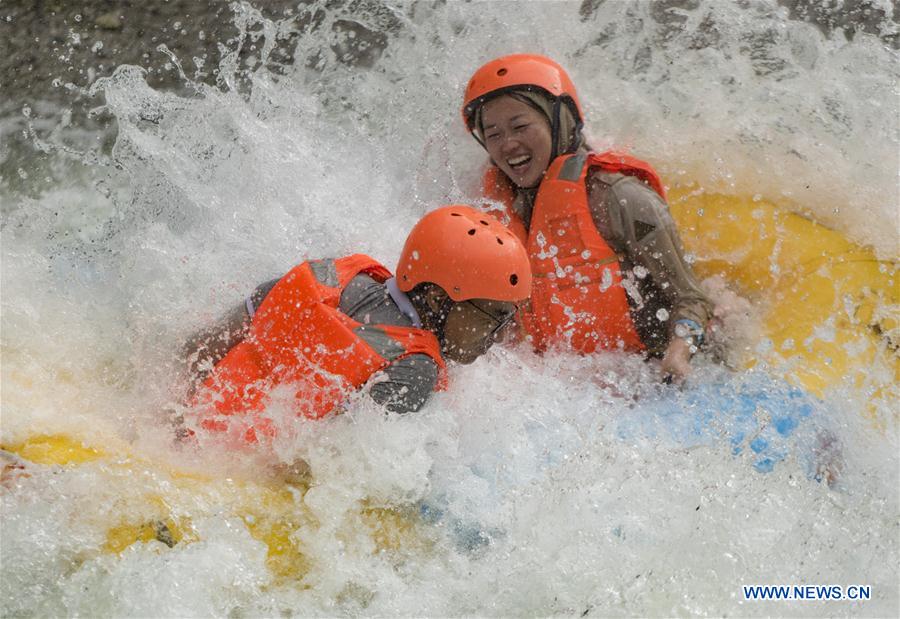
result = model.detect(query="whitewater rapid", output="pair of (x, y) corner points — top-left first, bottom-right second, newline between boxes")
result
(2, 1), (898, 616)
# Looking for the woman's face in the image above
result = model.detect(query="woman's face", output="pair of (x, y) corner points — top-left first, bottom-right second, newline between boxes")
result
(480, 95), (553, 189)
(440, 299), (518, 364)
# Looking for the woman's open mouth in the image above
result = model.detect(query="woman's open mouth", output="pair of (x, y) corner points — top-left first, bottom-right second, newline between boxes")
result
(507, 154), (532, 175)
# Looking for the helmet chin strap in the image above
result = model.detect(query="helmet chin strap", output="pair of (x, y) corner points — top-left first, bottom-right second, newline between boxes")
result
(434, 295), (456, 347)
(408, 285), (456, 345)
(550, 98), (562, 161)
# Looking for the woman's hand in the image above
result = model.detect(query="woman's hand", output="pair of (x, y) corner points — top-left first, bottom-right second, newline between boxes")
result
(661, 336), (694, 384)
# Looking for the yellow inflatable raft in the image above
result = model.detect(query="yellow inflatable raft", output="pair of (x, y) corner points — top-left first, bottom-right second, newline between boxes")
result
(669, 184), (898, 422)
(1, 434), (429, 583)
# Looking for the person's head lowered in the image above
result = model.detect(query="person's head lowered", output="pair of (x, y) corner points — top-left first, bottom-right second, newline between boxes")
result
(396, 205), (531, 364)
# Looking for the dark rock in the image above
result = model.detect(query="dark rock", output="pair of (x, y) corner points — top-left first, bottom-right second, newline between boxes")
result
(0, 0), (300, 109)
(95, 11), (122, 30)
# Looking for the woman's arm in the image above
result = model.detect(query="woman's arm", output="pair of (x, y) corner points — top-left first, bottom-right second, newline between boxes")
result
(588, 173), (714, 380)
(611, 180), (711, 327)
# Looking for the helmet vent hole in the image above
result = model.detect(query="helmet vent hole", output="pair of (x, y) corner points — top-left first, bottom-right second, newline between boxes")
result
(496, 237), (504, 245)
(480, 220), (489, 225)
(450, 212), (461, 217)
(509, 274), (519, 286)
(497, 68), (508, 76)
(468, 229), (476, 235)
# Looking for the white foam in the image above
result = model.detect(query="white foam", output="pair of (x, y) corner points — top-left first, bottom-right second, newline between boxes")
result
(2, 1), (898, 615)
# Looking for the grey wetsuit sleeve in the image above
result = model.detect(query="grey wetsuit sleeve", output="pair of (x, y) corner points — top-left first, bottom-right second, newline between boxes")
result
(248, 278), (280, 315)
(589, 174), (714, 335)
(182, 302), (250, 382)
(183, 276), (280, 383)
(368, 354), (439, 414)
(338, 274), (440, 414)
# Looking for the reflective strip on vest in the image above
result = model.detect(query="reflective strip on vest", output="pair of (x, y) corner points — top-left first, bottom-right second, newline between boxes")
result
(353, 325), (407, 361)
(558, 152), (587, 182)
(309, 259), (339, 287)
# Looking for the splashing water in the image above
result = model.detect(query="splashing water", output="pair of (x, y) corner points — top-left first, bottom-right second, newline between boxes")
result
(2, 1), (898, 616)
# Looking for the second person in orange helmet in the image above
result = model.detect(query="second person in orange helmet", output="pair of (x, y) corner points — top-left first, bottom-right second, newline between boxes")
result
(180, 206), (531, 447)
(461, 54), (714, 383)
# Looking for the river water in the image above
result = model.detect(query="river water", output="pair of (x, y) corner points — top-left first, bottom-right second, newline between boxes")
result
(1, 1), (898, 616)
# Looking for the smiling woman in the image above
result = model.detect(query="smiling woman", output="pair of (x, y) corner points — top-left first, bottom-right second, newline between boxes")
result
(480, 95), (553, 189)
(462, 54), (714, 384)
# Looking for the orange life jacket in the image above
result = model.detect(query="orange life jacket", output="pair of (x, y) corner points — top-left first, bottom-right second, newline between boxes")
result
(189, 254), (447, 444)
(482, 151), (666, 354)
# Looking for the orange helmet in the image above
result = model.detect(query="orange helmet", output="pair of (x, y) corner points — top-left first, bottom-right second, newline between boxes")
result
(397, 205), (532, 302)
(462, 54), (584, 131)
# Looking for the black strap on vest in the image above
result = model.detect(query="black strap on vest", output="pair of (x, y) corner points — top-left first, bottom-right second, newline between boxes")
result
(550, 99), (562, 161)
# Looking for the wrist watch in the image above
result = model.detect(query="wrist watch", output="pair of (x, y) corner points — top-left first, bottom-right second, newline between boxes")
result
(673, 319), (704, 354)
